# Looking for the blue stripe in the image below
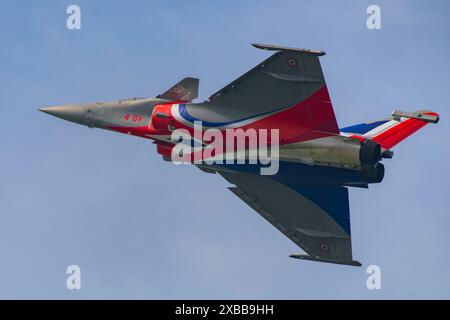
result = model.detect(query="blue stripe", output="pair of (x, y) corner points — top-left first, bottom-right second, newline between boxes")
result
(290, 185), (351, 235)
(340, 120), (388, 134)
(218, 161), (363, 235)
(178, 104), (285, 127)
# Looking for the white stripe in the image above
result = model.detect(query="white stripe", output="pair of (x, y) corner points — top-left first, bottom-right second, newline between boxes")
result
(364, 120), (398, 137)
(171, 104), (283, 129)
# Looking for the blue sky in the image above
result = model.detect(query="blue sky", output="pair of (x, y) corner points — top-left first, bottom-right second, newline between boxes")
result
(0, 0), (449, 299)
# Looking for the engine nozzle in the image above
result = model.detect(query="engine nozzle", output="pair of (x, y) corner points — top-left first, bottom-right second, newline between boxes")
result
(359, 139), (382, 165)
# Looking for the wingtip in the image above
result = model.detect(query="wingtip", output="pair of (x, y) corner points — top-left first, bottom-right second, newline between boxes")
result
(252, 43), (326, 56)
(289, 254), (362, 267)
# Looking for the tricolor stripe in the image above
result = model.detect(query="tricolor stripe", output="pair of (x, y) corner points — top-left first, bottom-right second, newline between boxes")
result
(172, 104), (286, 129)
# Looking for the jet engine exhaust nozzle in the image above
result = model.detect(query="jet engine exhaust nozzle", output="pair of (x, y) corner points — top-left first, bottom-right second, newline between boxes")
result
(362, 163), (385, 184)
(359, 139), (382, 165)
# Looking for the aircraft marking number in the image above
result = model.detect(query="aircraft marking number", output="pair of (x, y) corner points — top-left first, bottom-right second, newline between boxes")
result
(124, 114), (144, 123)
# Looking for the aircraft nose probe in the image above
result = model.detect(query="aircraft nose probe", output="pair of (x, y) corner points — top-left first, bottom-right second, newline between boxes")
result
(39, 104), (96, 127)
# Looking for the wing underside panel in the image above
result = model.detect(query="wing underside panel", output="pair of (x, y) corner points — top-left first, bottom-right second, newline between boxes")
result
(220, 172), (359, 265)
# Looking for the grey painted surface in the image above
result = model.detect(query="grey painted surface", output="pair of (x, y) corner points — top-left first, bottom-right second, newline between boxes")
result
(1, 0), (449, 299)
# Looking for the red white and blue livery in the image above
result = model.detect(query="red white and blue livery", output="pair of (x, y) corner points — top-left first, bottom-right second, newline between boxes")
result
(40, 44), (439, 266)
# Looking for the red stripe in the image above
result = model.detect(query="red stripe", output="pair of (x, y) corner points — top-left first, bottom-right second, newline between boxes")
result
(372, 118), (428, 149)
(172, 85), (340, 145)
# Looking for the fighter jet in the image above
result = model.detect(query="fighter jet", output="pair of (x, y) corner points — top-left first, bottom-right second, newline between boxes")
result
(40, 44), (439, 266)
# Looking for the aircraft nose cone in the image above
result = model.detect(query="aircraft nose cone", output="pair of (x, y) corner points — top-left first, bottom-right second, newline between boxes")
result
(39, 104), (92, 126)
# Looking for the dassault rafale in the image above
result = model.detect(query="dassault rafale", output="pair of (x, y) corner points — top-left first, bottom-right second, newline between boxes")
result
(40, 44), (439, 266)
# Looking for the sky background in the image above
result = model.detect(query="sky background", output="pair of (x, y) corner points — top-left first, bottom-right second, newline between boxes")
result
(1, 0), (449, 299)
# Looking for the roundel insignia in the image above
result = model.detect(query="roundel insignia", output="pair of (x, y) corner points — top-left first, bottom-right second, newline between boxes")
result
(320, 243), (330, 252)
(287, 58), (297, 67)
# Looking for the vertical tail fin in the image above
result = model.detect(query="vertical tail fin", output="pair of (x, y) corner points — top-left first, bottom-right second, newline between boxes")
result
(157, 77), (199, 102)
(340, 110), (439, 150)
